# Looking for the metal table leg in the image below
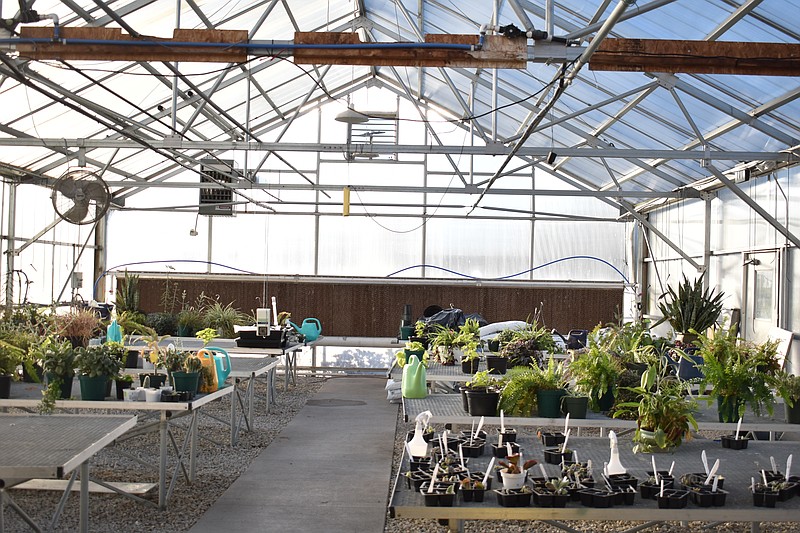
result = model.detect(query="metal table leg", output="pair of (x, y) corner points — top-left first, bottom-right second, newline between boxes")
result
(79, 462), (89, 533)
(158, 412), (168, 510)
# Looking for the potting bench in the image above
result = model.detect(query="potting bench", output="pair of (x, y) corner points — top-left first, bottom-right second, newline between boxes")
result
(0, 413), (137, 533)
(389, 434), (800, 533)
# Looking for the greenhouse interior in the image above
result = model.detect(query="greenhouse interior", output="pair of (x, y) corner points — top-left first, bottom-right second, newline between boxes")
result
(0, 0), (799, 531)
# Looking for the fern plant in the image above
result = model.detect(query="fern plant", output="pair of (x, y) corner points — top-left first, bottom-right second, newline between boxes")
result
(657, 275), (724, 336)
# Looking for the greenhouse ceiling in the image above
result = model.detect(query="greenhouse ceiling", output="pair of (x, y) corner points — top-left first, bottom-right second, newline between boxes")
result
(0, 0), (799, 223)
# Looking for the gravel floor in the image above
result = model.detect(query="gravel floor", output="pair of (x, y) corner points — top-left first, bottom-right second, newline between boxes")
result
(383, 419), (800, 533)
(2, 375), (327, 533)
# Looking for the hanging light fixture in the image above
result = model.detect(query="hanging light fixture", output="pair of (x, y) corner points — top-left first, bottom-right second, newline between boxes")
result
(336, 96), (368, 124)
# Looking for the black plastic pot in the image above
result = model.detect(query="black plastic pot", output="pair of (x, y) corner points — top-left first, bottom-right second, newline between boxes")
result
(460, 441), (485, 458)
(0, 374), (11, 399)
(656, 489), (689, 509)
(611, 487), (636, 506)
(409, 456), (432, 471)
(578, 488), (614, 508)
(543, 448), (573, 465)
(607, 473), (638, 490)
(115, 379), (133, 400)
(460, 487), (486, 502)
(125, 350), (140, 368)
(533, 488), (569, 508)
(690, 488), (728, 507)
(720, 434), (749, 449)
(497, 429), (517, 443)
(539, 432), (565, 446)
(485, 355), (507, 375)
(461, 358), (480, 374)
(422, 490), (455, 507)
(753, 489), (779, 508)
(494, 488), (532, 507)
(491, 441), (520, 458)
(405, 470), (432, 490)
(465, 388), (499, 416)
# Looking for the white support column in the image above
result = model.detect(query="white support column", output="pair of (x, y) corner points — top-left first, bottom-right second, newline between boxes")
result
(4, 183), (16, 310)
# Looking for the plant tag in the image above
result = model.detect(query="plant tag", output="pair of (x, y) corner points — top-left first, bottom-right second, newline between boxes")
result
(482, 457), (495, 487)
(652, 456), (659, 484)
(538, 463), (548, 480)
(770, 456), (778, 473)
(701, 450), (709, 475)
(500, 410), (505, 433)
(428, 464), (439, 493)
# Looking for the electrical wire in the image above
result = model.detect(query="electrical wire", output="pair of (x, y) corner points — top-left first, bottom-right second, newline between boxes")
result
(385, 255), (631, 284)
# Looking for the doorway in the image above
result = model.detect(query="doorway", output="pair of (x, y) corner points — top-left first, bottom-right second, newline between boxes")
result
(742, 250), (780, 344)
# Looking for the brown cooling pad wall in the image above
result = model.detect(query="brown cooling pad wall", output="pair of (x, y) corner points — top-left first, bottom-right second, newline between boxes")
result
(135, 277), (622, 337)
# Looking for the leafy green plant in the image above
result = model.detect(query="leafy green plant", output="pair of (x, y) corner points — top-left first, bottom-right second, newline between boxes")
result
(568, 342), (623, 410)
(498, 366), (541, 416)
(177, 307), (205, 333)
(466, 370), (504, 389)
(694, 325), (779, 421)
(500, 338), (544, 368)
(145, 312), (178, 336)
(196, 327), (219, 346)
(775, 372), (800, 407)
(657, 275), (724, 337)
(0, 340), (23, 375)
(614, 358), (698, 453)
(202, 297), (249, 338)
(395, 341), (428, 368)
(75, 345), (123, 378)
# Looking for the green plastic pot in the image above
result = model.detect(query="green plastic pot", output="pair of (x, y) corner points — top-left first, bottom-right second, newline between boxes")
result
(537, 388), (567, 418)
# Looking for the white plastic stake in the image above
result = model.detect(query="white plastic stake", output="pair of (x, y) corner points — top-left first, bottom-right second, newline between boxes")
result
(459, 443), (465, 470)
(500, 410), (505, 433)
(660, 479), (665, 497)
(652, 456), (659, 484)
(701, 450), (709, 475)
(786, 455), (793, 480)
(498, 433), (503, 446)
(762, 469), (768, 486)
(770, 456), (778, 473)
(482, 457), (495, 487)
(561, 429), (571, 454)
(735, 417), (742, 440)
(470, 420), (476, 444)
(751, 477), (756, 493)
(704, 459), (720, 486)
(475, 416), (485, 439)
(573, 450), (579, 464)
(587, 459), (593, 473)
(506, 442), (513, 457)
(428, 464), (439, 493)
(405, 442), (413, 459)
(668, 461), (675, 476)
(712, 475), (720, 493)
(538, 463), (548, 480)
(564, 413), (570, 435)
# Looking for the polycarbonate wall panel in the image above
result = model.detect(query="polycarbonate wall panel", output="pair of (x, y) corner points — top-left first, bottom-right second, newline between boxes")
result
(208, 214), (315, 275)
(317, 216), (420, 277)
(532, 221), (626, 282)
(425, 218), (531, 280)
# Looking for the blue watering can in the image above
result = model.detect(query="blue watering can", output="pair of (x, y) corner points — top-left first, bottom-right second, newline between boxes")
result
(288, 318), (322, 342)
(203, 346), (232, 386)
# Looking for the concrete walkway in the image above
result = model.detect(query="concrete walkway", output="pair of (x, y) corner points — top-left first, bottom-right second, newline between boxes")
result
(190, 376), (398, 533)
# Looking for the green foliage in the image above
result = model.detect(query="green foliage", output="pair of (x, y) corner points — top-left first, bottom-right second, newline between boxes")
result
(657, 275), (724, 335)
(202, 297), (249, 338)
(429, 325), (459, 350)
(39, 336), (76, 378)
(695, 326), (779, 421)
(395, 341), (429, 368)
(592, 319), (664, 365)
(55, 308), (100, 342)
(145, 312), (178, 336)
(466, 370), (504, 389)
(115, 271), (140, 314)
(499, 320), (557, 367)
(0, 340), (24, 375)
(177, 307), (205, 331)
(116, 310), (149, 336)
(75, 345), (123, 378)
(614, 357), (697, 453)
(568, 342), (622, 410)
(498, 366), (541, 416)
(195, 327), (219, 346)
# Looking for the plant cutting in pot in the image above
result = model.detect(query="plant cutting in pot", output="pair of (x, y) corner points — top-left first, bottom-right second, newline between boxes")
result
(774, 371), (800, 424)
(535, 356), (568, 418)
(459, 341), (480, 374)
(614, 356), (697, 453)
(694, 324), (780, 422)
(462, 370), (503, 415)
(498, 454), (538, 490)
(395, 340), (429, 369)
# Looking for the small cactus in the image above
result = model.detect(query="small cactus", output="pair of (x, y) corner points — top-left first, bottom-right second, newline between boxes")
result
(183, 354), (203, 373)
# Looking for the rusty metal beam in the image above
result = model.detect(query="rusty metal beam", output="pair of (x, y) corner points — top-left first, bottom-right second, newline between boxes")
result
(590, 39), (800, 76)
(17, 27), (248, 63)
(293, 31), (526, 68)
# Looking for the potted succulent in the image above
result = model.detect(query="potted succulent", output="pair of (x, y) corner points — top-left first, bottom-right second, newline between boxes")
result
(694, 325), (780, 422)
(74, 345), (124, 401)
(498, 454), (538, 490)
(139, 330), (170, 388)
(656, 275), (724, 346)
(614, 357), (698, 453)
(172, 352), (203, 395)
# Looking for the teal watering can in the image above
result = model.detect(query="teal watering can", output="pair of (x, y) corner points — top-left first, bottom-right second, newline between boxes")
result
(288, 318), (322, 342)
(204, 346), (232, 385)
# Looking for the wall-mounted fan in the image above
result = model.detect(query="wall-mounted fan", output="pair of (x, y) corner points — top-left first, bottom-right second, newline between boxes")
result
(51, 168), (111, 225)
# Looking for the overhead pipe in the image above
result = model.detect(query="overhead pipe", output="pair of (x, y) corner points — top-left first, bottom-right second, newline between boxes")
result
(469, 0), (636, 213)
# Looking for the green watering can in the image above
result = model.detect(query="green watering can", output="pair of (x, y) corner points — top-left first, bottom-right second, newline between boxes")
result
(288, 318), (322, 342)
